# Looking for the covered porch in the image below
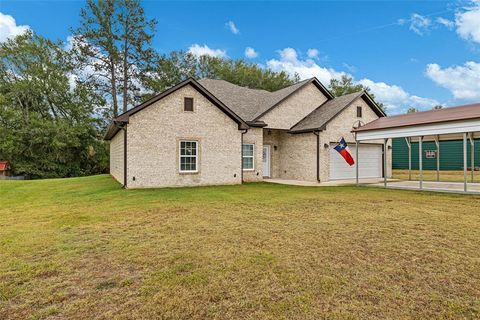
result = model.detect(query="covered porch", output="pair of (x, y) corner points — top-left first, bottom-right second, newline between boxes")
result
(354, 103), (480, 194)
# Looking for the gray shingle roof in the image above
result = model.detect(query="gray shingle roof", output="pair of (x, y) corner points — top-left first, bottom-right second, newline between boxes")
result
(290, 91), (365, 133)
(198, 78), (311, 121)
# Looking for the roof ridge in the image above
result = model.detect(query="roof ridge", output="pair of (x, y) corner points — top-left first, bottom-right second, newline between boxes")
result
(336, 90), (364, 98)
(270, 78), (311, 93)
(384, 102), (480, 119)
(200, 78), (273, 93)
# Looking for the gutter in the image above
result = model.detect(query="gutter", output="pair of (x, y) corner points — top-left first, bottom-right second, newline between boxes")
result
(241, 129), (248, 183)
(313, 131), (320, 182)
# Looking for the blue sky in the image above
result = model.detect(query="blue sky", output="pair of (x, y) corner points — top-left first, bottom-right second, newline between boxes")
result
(1, 0), (480, 114)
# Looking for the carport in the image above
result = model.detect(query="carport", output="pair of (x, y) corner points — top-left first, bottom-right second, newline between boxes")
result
(354, 103), (480, 194)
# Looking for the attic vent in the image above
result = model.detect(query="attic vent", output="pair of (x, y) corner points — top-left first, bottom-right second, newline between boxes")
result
(357, 106), (362, 118)
(184, 97), (194, 112)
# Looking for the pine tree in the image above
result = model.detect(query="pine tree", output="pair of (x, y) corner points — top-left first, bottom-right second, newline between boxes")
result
(73, 0), (156, 117)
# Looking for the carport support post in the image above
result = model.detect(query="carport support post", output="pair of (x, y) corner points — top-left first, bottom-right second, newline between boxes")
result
(469, 133), (474, 183)
(434, 135), (440, 182)
(419, 136), (423, 190)
(405, 137), (411, 181)
(384, 138), (388, 188)
(464, 133), (468, 192)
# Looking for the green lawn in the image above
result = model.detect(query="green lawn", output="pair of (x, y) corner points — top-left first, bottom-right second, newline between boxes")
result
(1, 175), (480, 319)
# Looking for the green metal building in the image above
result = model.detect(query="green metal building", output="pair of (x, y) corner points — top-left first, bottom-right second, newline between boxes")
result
(392, 138), (480, 170)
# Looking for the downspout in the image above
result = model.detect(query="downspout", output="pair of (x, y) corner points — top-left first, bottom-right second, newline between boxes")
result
(241, 129), (248, 183)
(313, 131), (320, 182)
(123, 126), (127, 188)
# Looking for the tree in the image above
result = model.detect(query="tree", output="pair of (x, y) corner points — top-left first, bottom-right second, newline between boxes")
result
(433, 105), (443, 110)
(144, 50), (197, 94)
(407, 107), (418, 113)
(144, 51), (297, 96)
(0, 32), (108, 178)
(73, 0), (156, 117)
(328, 75), (385, 111)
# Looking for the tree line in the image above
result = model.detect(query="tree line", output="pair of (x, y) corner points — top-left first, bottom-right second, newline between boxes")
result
(0, 0), (379, 179)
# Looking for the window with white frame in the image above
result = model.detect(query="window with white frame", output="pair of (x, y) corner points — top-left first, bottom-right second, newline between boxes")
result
(179, 140), (198, 172)
(242, 144), (254, 170)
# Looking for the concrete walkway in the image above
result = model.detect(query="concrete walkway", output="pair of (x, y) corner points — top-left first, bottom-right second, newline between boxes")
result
(265, 178), (394, 187)
(265, 178), (480, 194)
(369, 180), (480, 194)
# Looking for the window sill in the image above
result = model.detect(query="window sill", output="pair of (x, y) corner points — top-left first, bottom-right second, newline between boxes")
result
(242, 169), (255, 171)
(179, 171), (199, 175)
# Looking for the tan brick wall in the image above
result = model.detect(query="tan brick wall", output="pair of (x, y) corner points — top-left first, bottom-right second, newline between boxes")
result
(126, 84), (242, 188)
(263, 129), (317, 181)
(242, 128), (263, 182)
(259, 83), (328, 130)
(318, 97), (391, 181)
(279, 132), (317, 181)
(109, 130), (124, 184)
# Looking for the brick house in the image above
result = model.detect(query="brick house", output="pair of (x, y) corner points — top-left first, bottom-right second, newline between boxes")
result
(104, 77), (388, 188)
(0, 161), (11, 177)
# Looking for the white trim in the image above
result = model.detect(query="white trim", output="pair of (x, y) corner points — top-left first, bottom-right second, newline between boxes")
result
(242, 143), (255, 171)
(356, 119), (480, 141)
(179, 140), (198, 173)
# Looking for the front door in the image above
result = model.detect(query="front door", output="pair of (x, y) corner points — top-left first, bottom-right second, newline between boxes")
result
(263, 145), (271, 177)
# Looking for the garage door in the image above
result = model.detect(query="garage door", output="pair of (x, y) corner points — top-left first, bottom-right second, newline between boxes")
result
(329, 143), (383, 180)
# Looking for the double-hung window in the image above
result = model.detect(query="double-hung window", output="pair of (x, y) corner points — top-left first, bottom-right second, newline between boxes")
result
(242, 144), (254, 170)
(179, 140), (198, 172)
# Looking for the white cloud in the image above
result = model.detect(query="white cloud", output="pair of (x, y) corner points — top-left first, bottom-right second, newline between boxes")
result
(307, 48), (319, 58)
(408, 13), (432, 36)
(358, 78), (440, 113)
(244, 47), (258, 58)
(187, 44), (227, 58)
(436, 17), (454, 29)
(266, 47), (439, 114)
(455, 2), (480, 43)
(0, 12), (30, 42)
(426, 61), (480, 100)
(266, 47), (345, 84)
(342, 63), (357, 73)
(225, 21), (239, 35)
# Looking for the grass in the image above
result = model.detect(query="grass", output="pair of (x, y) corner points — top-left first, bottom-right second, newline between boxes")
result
(1, 175), (480, 319)
(393, 169), (480, 183)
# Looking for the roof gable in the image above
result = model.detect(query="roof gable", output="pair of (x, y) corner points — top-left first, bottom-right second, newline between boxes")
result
(198, 77), (334, 122)
(105, 78), (248, 140)
(289, 91), (385, 133)
(252, 78), (333, 121)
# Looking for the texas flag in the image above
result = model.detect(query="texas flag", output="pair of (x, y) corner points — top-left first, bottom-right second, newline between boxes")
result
(334, 138), (355, 166)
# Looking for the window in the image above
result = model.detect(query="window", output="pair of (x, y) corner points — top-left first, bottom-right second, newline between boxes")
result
(179, 140), (198, 172)
(242, 144), (254, 170)
(184, 97), (194, 112)
(357, 106), (362, 118)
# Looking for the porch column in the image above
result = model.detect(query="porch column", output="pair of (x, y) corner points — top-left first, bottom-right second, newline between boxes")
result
(464, 133), (468, 192)
(434, 135), (440, 182)
(355, 138), (359, 186)
(419, 136), (423, 190)
(405, 137), (411, 181)
(384, 138), (388, 188)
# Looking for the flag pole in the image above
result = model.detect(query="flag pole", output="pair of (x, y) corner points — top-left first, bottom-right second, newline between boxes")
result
(355, 133), (359, 186)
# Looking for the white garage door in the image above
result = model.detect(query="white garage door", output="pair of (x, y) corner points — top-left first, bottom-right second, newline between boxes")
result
(329, 143), (383, 180)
